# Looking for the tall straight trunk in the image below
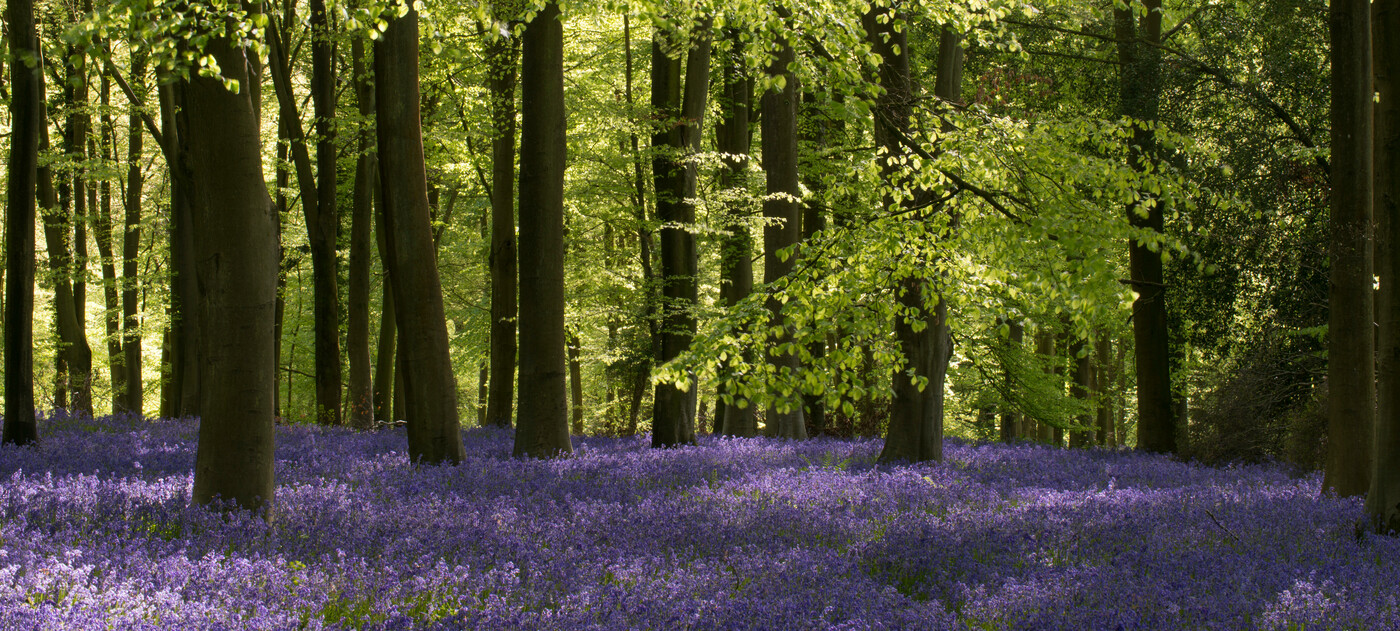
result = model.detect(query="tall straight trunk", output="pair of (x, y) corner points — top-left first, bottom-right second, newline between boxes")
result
(273, 119), (289, 419)
(485, 31), (519, 428)
(1371, 0), (1400, 531)
(122, 53), (146, 416)
(309, 0), (341, 426)
(1035, 329), (1055, 443)
(1095, 336), (1115, 447)
(40, 127), (95, 417)
(182, 24), (279, 514)
(94, 71), (127, 414)
(347, 36), (375, 430)
(4, 0), (40, 444)
(651, 17), (708, 448)
(1373, 0), (1399, 515)
(65, 40), (89, 338)
(1115, 0), (1175, 454)
(761, 29), (807, 440)
(1069, 336), (1093, 447)
(268, 6), (341, 426)
(800, 91), (827, 436)
(716, 29), (756, 438)
(161, 82), (201, 418)
(373, 217), (397, 424)
(477, 361), (488, 426)
(1323, 0), (1375, 497)
(622, 12), (660, 439)
(568, 330), (584, 435)
(271, 0), (294, 421)
(1000, 320), (1024, 442)
(872, 16), (961, 463)
(376, 6), (465, 463)
(514, 1), (572, 458)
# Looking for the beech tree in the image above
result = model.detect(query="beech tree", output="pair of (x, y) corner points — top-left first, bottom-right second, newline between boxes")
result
(1324, 0), (1374, 498)
(347, 33), (375, 430)
(376, 4), (466, 463)
(1370, 0), (1398, 529)
(1115, 0), (1176, 455)
(3, 0), (40, 446)
(761, 21), (806, 440)
(514, 1), (572, 458)
(178, 5), (280, 513)
(715, 26), (756, 438)
(485, 8), (520, 429)
(267, 0), (342, 426)
(651, 13), (710, 448)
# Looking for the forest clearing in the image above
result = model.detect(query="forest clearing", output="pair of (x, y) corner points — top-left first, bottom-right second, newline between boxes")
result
(1, 414), (1397, 630)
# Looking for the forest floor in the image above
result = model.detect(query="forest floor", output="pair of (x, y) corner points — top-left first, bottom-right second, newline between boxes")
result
(0, 414), (1396, 630)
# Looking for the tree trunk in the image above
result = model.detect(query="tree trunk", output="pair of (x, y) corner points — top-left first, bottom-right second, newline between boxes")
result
(1368, 0), (1397, 528)
(716, 28), (756, 438)
(651, 17), (708, 448)
(1323, 0), (1375, 497)
(182, 24), (279, 515)
(373, 166), (396, 424)
(1000, 320), (1024, 442)
(873, 18), (961, 463)
(1035, 329), (1055, 443)
(800, 91), (828, 436)
(761, 28), (807, 440)
(347, 36), (375, 430)
(486, 29), (519, 429)
(375, 6), (465, 463)
(514, 1), (572, 458)
(1095, 335), (1115, 447)
(39, 127), (95, 418)
(268, 6), (341, 426)
(1115, 0), (1176, 455)
(122, 52), (146, 415)
(161, 82), (201, 418)
(477, 361), (489, 426)
(4, 0), (40, 444)
(94, 71), (127, 414)
(569, 330), (585, 435)
(1069, 335), (1094, 448)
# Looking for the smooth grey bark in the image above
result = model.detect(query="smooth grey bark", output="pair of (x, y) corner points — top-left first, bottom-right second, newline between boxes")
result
(1069, 336), (1094, 448)
(872, 16), (961, 463)
(800, 91), (828, 436)
(4, 0), (40, 444)
(39, 127), (95, 418)
(373, 184), (396, 424)
(513, 1), (572, 458)
(347, 36), (375, 430)
(121, 53), (145, 416)
(1115, 0), (1176, 455)
(1034, 329), (1055, 443)
(569, 330), (584, 435)
(716, 28), (756, 438)
(375, 6), (465, 463)
(1000, 320), (1024, 442)
(1323, 0), (1375, 498)
(182, 24), (279, 514)
(267, 7), (341, 426)
(95, 69), (127, 414)
(761, 28), (807, 440)
(651, 16), (709, 448)
(1369, 0), (1398, 528)
(1095, 336), (1115, 447)
(486, 29), (519, 429)
(160, 82), (202, 419)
